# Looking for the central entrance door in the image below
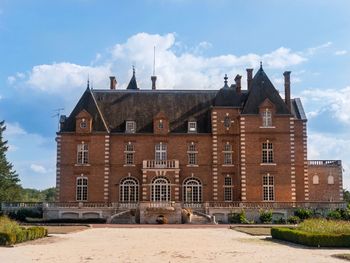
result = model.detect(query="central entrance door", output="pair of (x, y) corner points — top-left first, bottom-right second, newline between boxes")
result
(151, 176), (171, 201)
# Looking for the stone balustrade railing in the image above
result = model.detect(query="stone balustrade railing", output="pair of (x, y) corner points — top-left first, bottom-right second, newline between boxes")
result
(142, 159), (179, 169)
(308, 160), (342, 166)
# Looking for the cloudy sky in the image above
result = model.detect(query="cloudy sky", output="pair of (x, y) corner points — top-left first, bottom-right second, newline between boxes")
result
(0, 0), (350, 190)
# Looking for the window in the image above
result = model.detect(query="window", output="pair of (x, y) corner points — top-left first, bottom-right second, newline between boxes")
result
(77, 143), (89, 164)
(158, 119), (164, 129)
(263, 174), (274, 201)
(124, 142), (135, 165)
(312, 175), (319, 184)
(187, 142), (198, 165)
(151, 176), (171, 202)
(188, 121), (197, 133)
(120, 177), (139, 202)
(183, 178), (202, 203)
(155, 143), (167, 161)
(328, 175), (334, 185)
(80, 118), (87, 129)
(262, 141), (273, 163)
(224, 177), (232, 201)
(262, 109), (272, 127)
(223, 142), (233, 165)
(125, 121), (136, 133)
(76, 177), (88, 201)
(224, 116), (231, 128)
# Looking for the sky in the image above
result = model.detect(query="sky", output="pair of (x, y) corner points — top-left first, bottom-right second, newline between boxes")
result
(0, 0), (350, 190)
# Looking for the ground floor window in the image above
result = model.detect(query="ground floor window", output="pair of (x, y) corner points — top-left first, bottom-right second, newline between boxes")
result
(120, 177), (139, 202)
(183, 178), (202, 203)
(76, 177), (88, 201)
(151, 176), (171, 201)
(263, 174), (274, 201)
(224, 177), (232, 201)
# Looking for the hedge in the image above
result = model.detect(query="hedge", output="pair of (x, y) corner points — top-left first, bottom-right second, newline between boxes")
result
(0, 226), (48, 246)
(271, 227), (350, 247)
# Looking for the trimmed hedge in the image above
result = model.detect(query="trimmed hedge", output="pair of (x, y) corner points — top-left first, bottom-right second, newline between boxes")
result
(271, 227), (350, 247)
(0, 226), (48, 246)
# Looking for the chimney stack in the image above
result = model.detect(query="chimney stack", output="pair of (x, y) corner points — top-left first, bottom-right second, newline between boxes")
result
(151, 76), (157, 90)
(234, 74), (242, 94)
(283, 71), (291, 111)
(246, 68), (253, 91)
(109, 76), (117, 90)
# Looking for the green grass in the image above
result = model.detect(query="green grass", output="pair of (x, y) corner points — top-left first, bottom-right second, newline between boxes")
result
(297, 219), (350, 235)
(233, 227), (271, 236)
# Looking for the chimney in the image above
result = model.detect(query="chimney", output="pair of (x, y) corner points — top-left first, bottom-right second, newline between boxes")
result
(109, 76), (117, 90)
(283, 71), (291, 111)
(246, 68), (253, 90)
(234, 74), (242, 94)
(151, 76), (157, 90)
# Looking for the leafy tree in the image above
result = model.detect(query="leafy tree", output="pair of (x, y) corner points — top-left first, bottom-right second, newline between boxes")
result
(20, 187), (56, 202)
(0, 120), (22, 202)
(344, 189), (350, 204)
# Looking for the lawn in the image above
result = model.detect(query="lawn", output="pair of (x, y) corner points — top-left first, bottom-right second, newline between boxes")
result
(232, 226), (272, 236)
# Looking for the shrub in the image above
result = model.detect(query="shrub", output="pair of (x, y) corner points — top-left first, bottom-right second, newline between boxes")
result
(228, 210), (251, 224)
(259, 210), (273, 224)
(287, 216), (300, 224)
(298, 219), (350, 235)
(327, 210), (342, 220)
(8, 208), (43, 222)
(273, 217), (286, 224)
(294, 208), (312, 221)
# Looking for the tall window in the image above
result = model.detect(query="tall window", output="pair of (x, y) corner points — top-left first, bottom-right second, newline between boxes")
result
(187, 142), (198, 165)
(151, 176), (171, 202)
(188, 121), (197, 133)
(328, 175), (334, 185)
(155, 143), (167, 161)
(224, 177), (233, 201)
(262, 109), (272, 127)
(125, 121), (136, 133)
(77, 143), (88, 164)
(262, 140), (274, 163)
(76, 177), (88, 201)
(124, 142), (135, 165)
(158, 119), (164, 129)
(183, 178), (202, 203)
(263, 174), (274, 201)
(223, 143), (233, 165)
(120, 177), (139, 202)
(312, 175), (319, 184)
(80, 118), (87, 129)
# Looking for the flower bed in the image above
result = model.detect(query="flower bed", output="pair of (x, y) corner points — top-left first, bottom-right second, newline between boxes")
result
(0, 216), (47, 246)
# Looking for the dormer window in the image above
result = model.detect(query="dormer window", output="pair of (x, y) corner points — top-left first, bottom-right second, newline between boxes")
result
(126, 121), (136, 133)
(262, 109), (272, 127)
(159, 119), (164, 129)
(80, 118), (87, 129)
(188, 121), (197, 133)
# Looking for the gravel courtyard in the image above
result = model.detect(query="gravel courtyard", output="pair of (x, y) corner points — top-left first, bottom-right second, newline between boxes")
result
(0, 226), (347, 263)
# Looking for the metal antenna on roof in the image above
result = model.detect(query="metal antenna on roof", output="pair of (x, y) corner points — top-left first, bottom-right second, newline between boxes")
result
(153, 46), (156, 76)
(52, 108), (65, 131)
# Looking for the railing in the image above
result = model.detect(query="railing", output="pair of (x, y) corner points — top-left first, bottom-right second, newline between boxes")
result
(1, 202), (43, 209)
(143, 159), (179, 169)
(145, 201), (174, 208)
(183, 203), (203, 209)
(206, 201), (347, 209)
(308, 160), (342, 166)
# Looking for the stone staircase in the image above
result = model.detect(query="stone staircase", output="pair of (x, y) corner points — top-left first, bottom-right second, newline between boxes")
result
(108, 210), (137, 224)
(189, 211), (214, 224)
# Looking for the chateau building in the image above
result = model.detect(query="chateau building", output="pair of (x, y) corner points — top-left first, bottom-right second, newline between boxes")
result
(52, 65), (344, 223)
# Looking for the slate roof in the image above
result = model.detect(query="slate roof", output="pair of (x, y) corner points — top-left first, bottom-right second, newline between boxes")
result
(60, 68), (306, 133)
(126, 68), (139, 90)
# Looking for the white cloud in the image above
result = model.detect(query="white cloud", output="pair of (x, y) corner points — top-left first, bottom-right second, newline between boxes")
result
(30, 164), (47, 174)
(306, 41), (332, 55)
(5, 122), (27, 136)
(9, 32), (307, 93)
(335, 50), (347, 56)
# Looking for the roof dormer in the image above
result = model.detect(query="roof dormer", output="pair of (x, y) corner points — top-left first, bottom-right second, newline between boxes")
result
(75, 110), (92, 133)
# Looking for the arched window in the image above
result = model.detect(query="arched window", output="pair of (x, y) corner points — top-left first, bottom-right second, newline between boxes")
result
(120, 177), (139, 203)
(151, 176), (170, 202)
(76, 177), (88, 201)
(313, 174), (319, 184)
(328, 175), (334, 185)
(183, 178), (202, 203)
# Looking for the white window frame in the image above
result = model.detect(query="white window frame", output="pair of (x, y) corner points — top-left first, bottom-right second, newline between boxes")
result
(262, 140), (274, 163)
(223, 142), (233, 165)
(124, 142), (135, 165)
(188, 121), (197, 133)
(155, 142), (167, 161)
(263, 174), (274, 201)
(125, 121), (136, 133)
(187, 142), (198, 165)
(183, 178), (202, 203)
(262, 108), (272, 127)
(76, 176), (88, 201)
(224, 176), (233, 201)
(151, 176), (171, 202)
(120, 177), (139, 203)
(77, 142), (89, 164)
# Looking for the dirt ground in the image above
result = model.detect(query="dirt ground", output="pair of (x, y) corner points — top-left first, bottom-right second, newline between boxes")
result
(0, 226), (347, 263)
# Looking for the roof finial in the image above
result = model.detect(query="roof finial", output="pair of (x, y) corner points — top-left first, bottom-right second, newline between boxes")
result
(87, 74), (90, 89)
(224, 74), (228, 86)
(260, 61), (263, 69)
(132, 65), (135, 76)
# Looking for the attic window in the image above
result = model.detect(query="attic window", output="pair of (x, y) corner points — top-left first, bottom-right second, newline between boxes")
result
(159, 119), (164, 129)
(262, 109), (272, 127)
(80, 119), (87, 129)
(126, 121), (136, 133)
(188, 121), (197, 133)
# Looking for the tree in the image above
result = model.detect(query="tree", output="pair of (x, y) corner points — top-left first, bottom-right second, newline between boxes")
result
(0, 120), (21, 202)
(344, 189), (350, 204)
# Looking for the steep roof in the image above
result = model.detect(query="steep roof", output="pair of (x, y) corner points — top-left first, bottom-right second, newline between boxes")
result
(242, 67), (291, 115)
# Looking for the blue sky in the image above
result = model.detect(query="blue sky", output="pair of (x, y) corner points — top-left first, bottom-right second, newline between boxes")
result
(0, 0), (350, 190)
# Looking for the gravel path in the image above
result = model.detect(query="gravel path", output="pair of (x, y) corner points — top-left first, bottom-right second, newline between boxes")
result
(0, 227), (347, 263)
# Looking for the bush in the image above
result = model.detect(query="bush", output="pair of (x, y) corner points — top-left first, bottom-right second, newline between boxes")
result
(271, 227), (350, 247)
(273, 217), (286, 224)
(327, 210), (342, 220)
(259, 210), (273, 224)
(228, 210), (251, 224)
(8, 208), (43, 222)
(287, 216), (300, 224)
(294, 209), (312, 221)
